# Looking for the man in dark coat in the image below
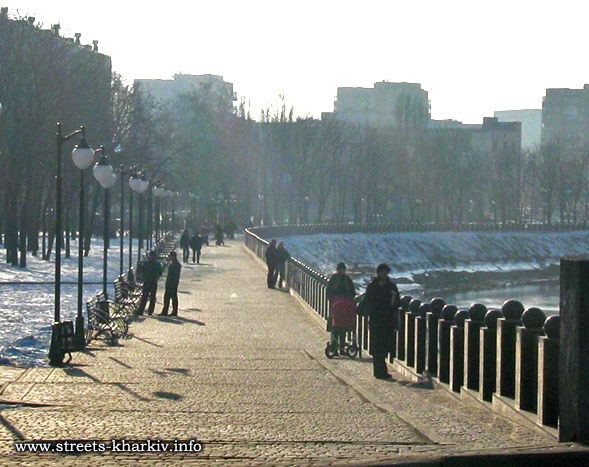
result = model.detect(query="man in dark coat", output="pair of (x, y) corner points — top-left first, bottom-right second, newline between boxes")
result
(364, 263), (400, 379)
(160, 251), (182, 316)
(275, 241), (290, 288)
(326, 262), (356, 353)
(137, 250), (164, 316)
(179, 230), (190, 263)
(215, 224), (224, 246)
(190, 232), (203, 264)
(265, 239), (278, 289)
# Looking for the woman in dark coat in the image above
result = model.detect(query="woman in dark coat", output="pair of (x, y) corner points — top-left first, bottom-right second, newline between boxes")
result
(364, 263), (400, 379)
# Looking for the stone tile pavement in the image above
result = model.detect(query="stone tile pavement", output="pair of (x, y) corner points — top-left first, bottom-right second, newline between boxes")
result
(0, 240), (582, 465)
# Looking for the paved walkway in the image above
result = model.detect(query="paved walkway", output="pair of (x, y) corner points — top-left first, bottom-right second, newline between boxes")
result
(0, 240), (578, 465)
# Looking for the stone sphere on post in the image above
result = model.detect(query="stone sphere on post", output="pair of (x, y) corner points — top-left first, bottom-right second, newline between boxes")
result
(454, 309), (469, 328)
(543, 314), (560, 339)
(483, 309), (504, 329)
(521, 307), (546, 329)
(409, 299), (422, 315)
(418, 302), (430, 319)
(468, 303), (487, 322)
(501, 299), (525, 320)
(429, 297), (446, 315)
(400, 295), (413, 312)
(442, 304), (458, 321)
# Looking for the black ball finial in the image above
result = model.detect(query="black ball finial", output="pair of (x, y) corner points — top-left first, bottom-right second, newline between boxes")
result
(501, 299), (525, 320)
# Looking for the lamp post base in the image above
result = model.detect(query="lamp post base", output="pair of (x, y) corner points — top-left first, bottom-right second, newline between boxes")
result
(48, 323), (65, 367)
(74, 314), (85, 351)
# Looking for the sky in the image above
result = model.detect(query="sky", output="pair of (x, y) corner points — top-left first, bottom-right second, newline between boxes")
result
(5, 0), (589, 123)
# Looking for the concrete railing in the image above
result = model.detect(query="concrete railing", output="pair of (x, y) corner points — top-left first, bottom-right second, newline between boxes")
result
(244, 223), (589, 444)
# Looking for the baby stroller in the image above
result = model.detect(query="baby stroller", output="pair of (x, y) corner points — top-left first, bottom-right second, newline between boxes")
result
(325, 297), (359, 359)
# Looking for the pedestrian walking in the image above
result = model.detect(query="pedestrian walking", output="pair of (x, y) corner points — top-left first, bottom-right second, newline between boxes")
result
(225, 219), (237, 239)
(190, 231), (203, 264)
(160, 251), (182, 316)
(265, 239), (278, 289)
(137, 250), (164, 316)
(326, 263), (356, 355)
(201, 225), (210, 246)
(215, 223), (225, 246)
(363, 263), (400, 380)
(275, 241), (290, 288)
(180, 229), (190, 263)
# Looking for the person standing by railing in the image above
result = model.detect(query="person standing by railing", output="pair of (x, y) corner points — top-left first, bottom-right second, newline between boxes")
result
(364, 263), (400, 380)
(326, 262), (356, 355)
(275, 242), (291, 288)
(265, 239), (278, 289)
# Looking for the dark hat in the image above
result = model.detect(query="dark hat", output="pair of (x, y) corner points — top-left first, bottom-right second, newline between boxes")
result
(336, 262), (346, 270)
(376, 263), (391, 273)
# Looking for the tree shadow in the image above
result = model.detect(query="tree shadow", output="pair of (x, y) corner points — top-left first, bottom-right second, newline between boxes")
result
(63, 368), (101, 383)
(132, 335), (163, 347)
(153, 391), (183, 401)
(164, 368), (190, 375)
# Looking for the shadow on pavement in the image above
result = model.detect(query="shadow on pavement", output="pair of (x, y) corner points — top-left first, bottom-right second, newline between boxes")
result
(153, 391), (183, 401)
(158, 316), (205, 326)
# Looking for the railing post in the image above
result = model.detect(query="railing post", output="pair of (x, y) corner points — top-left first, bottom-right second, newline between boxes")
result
(437, 305), (457, 384)
(397, 296), (412, 361)
(426, 298), (445, 376)
(405, 299), (421, 368)
(515, 307), (546, 412)
(415, 303), (428, 373)
(496, 300), (524, 399)
(464, 303), (486, 391)
(559, 256), (589, 442)
(538, 315), (559, 428)
(479, 309), (503, 402)
(450, 309), (468, 393)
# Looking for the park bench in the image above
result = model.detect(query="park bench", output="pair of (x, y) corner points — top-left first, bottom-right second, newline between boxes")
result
(85, 294), (128, 345)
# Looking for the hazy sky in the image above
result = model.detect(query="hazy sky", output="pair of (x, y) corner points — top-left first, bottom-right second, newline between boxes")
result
(5, 0), (589, 122)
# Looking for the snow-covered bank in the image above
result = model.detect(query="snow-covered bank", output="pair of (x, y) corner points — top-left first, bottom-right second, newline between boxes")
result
(279, 231), (589, 279)
(0, 238), (138, 366)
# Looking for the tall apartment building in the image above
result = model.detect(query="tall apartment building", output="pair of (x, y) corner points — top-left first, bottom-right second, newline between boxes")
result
(542, 85), (589, 147)
(135, 74), (237, 114)
(322, 81), (430, 127)
(428, 117), (521, 157)
(494, 109), (542, 150)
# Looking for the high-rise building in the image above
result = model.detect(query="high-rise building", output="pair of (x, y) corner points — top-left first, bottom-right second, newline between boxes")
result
(494, 109), (542, 150)
(542, 85), (589, 147)
(135, 74), (237, 114)
(322, 81), (430, 127)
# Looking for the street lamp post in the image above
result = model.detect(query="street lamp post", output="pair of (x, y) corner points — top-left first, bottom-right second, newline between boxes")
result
(49, 123), (90, 366)
(71, 135), (95, 350)
(137, 173), (149, 262)
(93, 147), (117, 298)
(119, 164), (126, 276)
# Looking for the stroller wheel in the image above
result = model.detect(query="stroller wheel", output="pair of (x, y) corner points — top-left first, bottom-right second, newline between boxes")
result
(346, 343), (359, 358)
(324, 342), (337, 359)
